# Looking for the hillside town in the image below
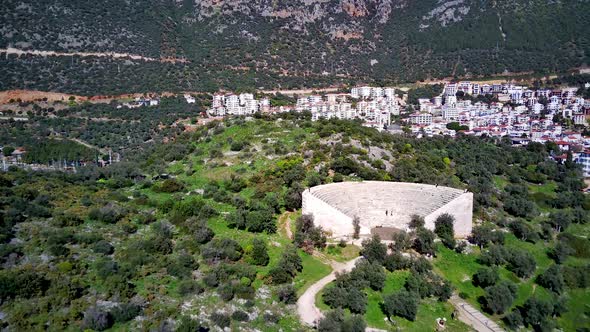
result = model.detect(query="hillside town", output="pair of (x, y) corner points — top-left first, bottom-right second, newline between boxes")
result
(206, 87), (402, 130)
(295, 86), (400, 129)
(408, 81), (588, 139)
(405, 81), (590, 176)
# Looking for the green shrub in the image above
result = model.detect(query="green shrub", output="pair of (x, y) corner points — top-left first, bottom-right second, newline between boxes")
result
(178, 279), (204, 296)
(231, 310), (249, 322)
(111, 303), (141, 323)
(82, 307), (113, 331)
(93, 240), (114, 255)
(154, 179), (184, 193)
(210, 312), (230, 328)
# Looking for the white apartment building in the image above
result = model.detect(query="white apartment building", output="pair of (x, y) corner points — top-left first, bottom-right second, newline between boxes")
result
(209, 93), (261, 116)
(410, 113), (433, 125)
(442, 108), (460, 121)
(445, 95), (457, 107)
(576, 150), (590, 177)
(384, 88), (395, 99)
(371, 87), (384, 98)
(445, 83), (458, 96)
(298, 86), (400, 128)
(351, 86), (395, 100)
(351, 86), (372, 99)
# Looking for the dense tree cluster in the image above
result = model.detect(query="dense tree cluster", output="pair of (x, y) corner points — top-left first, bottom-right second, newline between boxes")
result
(323, 259), (386, 314)
(268, 246), (302, 284)
(317, 309), (366, 332)
(294, 214), (327, 253)
(479, 245), (537, 279)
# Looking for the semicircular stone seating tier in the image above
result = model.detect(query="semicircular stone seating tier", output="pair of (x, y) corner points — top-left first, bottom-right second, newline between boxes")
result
(309, 181), (463, 229)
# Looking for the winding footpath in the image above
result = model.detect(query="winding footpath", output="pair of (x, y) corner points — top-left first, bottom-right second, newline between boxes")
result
(296, 253), (504, 332)
(297, 256), (362, 327)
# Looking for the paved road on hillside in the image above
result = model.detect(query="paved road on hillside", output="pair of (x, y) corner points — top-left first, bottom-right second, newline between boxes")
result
(0, 47), (188, 63)
(449, 295), (505, 332)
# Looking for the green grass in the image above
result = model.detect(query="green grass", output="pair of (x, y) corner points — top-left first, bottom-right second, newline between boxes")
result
(321, 244), (360, 263)
(434, 245), (484, 306)
(364, 270), (469, 331)
(503, 233), (553, 270)
(294, 251), (332, 296)
(315, 289), (330, 311)
(527, 181), (557, 195)
(558, 288), (590, 331)
(493, 175), (508, 189)
(435, 235), (555, 311)
(315, 269), (470, 331)
(435, 230), (590, 331)
(364, 270), (409, 327)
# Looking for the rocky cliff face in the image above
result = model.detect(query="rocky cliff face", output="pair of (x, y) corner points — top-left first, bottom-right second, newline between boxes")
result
(183, 0), (479, 37)
(186, 0), (404, 38)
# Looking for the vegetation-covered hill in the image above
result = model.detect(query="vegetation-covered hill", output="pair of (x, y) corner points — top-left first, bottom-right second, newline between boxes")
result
(1, 107), (589, 330)
(1, 0), (588, 94)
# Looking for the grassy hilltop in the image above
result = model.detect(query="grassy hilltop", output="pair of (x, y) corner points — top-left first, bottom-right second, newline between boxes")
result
(0, 108), (589, 331)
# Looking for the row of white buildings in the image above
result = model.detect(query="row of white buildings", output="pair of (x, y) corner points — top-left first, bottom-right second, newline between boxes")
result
(443, 81), (579, 100)
(295, 87), (401, 130)
(351, 86), (396, 99)
(208, 93), (271, 116)
(408, 81), (590, 148)
(202, 87), (402, 129)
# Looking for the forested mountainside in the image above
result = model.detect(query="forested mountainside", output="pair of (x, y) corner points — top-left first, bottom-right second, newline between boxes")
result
(1, 0), (588, 95)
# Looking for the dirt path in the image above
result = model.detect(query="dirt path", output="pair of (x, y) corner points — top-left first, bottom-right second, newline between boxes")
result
(279, 212), (294, 240)
(69, 138), (110, 155)
(1, 47), (188, 63)
(297, 256), (362, 327)
(449, 295), (505, 332)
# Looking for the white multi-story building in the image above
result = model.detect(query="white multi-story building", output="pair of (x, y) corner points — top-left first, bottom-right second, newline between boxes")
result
(212, 95), (225, 108)
(445, 95), (457, 107)
(576, 150), (590, 177)
(351, 86), (372, 99)
(384, 88), (395, 99)
(297, 86), (400, 128)
(409, 113), (433, 125)
(445, 83), (458, 96)
(442, 108), (460, 121)
(209, 93), (262, 116)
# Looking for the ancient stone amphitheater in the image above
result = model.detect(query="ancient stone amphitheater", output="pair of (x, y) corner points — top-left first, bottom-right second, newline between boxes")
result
(302, 181), (473, 239)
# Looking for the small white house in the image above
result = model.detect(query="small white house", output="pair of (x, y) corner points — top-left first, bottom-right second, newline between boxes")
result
(184, 94), (196, 104)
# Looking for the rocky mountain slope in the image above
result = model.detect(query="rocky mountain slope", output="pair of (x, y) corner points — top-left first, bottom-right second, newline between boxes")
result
(0, 0), (588, 94)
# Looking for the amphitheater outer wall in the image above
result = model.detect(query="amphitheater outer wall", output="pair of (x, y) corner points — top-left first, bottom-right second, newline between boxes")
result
(424, 192), (473, 237)
(302, 190), (370, 238)
(301, 181), (473, 239)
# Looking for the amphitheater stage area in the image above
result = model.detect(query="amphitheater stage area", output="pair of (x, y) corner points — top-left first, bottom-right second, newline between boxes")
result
(302, 181), (473, 239)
